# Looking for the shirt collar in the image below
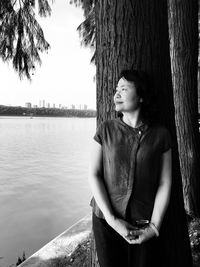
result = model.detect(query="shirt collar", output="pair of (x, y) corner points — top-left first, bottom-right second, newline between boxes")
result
(116, 116), (149, 133)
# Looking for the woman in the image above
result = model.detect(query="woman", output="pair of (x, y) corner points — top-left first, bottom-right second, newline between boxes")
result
(88, 70), (172, 267)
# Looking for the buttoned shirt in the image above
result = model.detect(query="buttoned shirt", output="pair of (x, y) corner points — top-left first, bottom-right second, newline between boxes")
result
(90, 117), (172, 223)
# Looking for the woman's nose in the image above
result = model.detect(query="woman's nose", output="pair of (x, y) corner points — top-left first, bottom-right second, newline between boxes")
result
(115, 91), (121, 98)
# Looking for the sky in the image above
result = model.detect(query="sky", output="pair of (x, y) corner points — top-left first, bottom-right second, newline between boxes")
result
(0, 1), (96, 109)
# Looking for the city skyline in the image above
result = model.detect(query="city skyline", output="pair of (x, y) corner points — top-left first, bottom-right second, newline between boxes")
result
(24, 100), (91, 110)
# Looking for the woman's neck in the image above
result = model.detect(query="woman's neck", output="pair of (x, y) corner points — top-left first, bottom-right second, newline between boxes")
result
(121, 110), (143, 128)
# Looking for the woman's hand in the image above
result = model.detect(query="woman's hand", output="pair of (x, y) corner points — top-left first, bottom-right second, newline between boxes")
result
(105, 215), (140, 243)
(127, 225), (156, 244)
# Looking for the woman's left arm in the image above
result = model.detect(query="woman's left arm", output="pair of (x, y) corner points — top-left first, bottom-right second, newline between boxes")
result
(129, 148), (172, 244)
(150, 148), (172, 231)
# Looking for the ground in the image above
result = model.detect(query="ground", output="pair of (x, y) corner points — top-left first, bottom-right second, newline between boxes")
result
(188, 216), (200, 267)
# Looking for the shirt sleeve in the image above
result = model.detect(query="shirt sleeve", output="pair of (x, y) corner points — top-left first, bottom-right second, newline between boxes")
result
(161, 127), (172, 153)
(93, 122), (104, 145)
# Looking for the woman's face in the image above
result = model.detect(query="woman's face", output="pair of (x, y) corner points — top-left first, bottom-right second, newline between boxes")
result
(114, 77), (141, 113)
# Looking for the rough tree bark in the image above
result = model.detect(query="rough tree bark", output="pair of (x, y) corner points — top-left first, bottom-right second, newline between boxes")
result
(168, 0), (200, 217)
(95, 0), (193, 266)
(96, 0), (175, 125)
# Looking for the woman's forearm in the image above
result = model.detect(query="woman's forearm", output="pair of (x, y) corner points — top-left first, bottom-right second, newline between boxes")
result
(89, 141), (115, 221)
(150, 179), (171, 230)
(150, 149), (172, 230)
(88, 173), (115, 221)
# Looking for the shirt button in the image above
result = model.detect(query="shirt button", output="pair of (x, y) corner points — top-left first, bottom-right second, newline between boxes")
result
(138, 130), (142, 135)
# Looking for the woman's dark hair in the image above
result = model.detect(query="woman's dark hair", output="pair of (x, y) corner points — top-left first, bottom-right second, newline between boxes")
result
(117, 69), (158, 124)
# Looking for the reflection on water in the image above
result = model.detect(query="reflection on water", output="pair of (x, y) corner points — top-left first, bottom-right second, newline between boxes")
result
(0, 117), (96, 267)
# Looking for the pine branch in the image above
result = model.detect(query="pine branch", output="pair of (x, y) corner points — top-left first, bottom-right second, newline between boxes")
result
(38, 0), (51, 17)
(0, 0), (96, 79)
(70, 0), (95, 63)
(0, 0), (52, 80)
(70, 0), (94, 17)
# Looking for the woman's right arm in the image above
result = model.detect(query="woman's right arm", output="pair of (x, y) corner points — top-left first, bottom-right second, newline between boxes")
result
(88, 140), (115, 222)
(88, 140), (139, 241)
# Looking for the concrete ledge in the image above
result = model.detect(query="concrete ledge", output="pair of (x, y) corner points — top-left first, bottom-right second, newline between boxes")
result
(19, 213), (95, 267)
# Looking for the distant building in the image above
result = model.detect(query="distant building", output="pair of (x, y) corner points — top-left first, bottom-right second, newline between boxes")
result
(47, 103), (50, 108)
(33, 105), (38, 108)
(53, 104), (56, 108)
(59, 104), (62, 109)
(71, 104), (75, 109)
(39, 100), (42, 108)
(42, 100), (45, 108)
(25, 102), (32, 108)
(84, 104), (87, 110)
(79, 104), (82, 110)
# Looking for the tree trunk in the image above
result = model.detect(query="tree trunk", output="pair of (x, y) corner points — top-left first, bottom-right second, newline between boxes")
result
(168, 0), (200, 217)
(95, 0), (193, 266)
(199, 0), (200, 114)
(95, 0), (175, 125)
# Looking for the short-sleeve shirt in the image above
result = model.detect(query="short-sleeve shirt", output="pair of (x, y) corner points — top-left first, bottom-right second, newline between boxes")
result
(90, 117), (172, 223)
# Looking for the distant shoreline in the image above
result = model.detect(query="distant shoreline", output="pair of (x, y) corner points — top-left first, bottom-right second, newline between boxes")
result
(0, 105), (96, 118)
(0, 115), (96, 118)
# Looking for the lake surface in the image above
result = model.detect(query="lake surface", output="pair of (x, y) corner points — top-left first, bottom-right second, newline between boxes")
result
(0, 116), (96, 267)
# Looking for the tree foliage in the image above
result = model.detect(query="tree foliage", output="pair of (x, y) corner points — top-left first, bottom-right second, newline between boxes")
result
(0, 0), (52, 80)
(71, 0), (95, 62)
(0, 0), (96, 79)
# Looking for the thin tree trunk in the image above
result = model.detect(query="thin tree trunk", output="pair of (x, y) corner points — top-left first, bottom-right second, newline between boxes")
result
(199, 1), (200, 114)
(95, 0), (193, 266)
(168, 0), (200, 217)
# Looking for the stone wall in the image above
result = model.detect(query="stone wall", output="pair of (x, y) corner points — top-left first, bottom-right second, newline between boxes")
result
(18, 213), (99, 267)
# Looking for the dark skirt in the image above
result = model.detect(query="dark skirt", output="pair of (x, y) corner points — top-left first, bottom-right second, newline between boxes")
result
(92, 213), (165, 267)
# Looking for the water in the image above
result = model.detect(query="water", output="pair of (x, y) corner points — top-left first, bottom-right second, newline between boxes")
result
(0, 116), (96, 267)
